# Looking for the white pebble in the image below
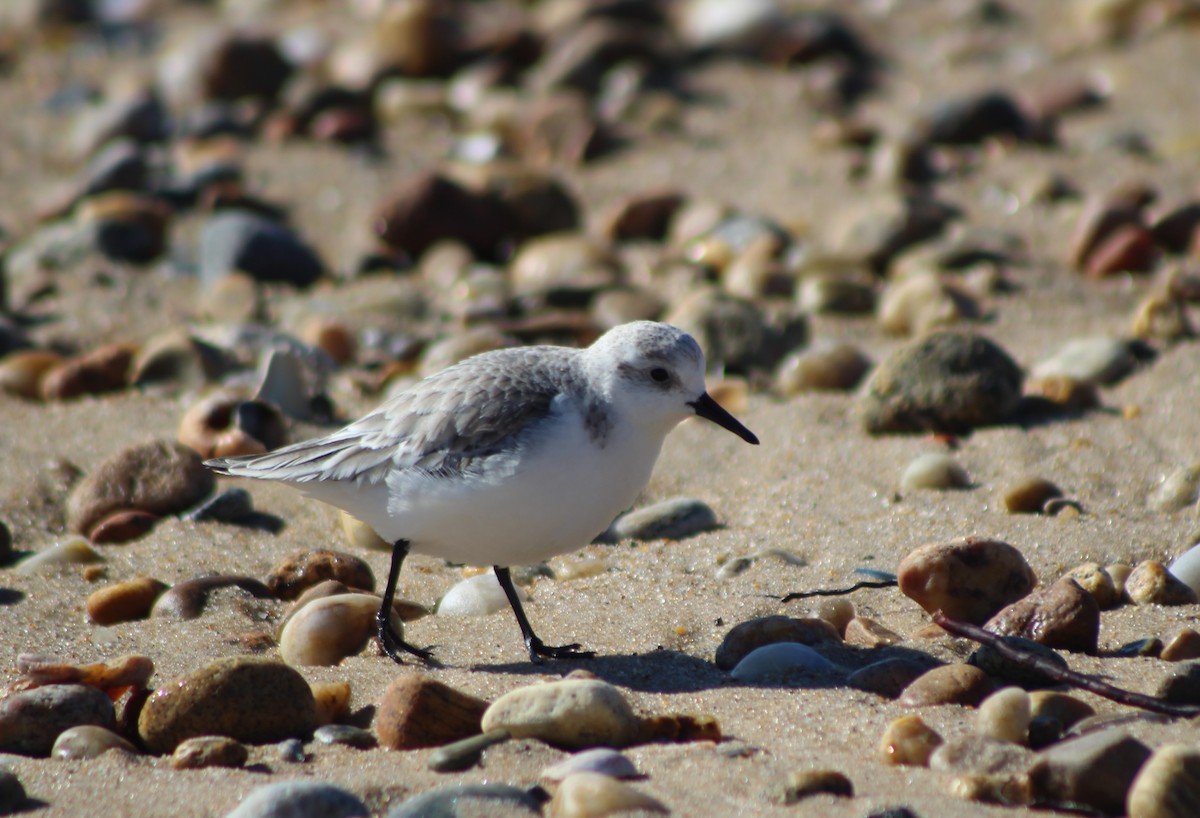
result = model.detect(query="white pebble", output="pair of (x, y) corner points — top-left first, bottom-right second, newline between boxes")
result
(279, 593), (392, 667)
(730, 643), (837, 682)
(542, 748), (641, 782)
(438, 573), (522, 617)
(1168, 543), (1200, 598)
(16, 537), (102, 575)
(900, 453), (971, 492)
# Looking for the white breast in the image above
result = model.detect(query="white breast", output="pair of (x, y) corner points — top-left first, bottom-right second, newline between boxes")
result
(299, 398), (665, 566)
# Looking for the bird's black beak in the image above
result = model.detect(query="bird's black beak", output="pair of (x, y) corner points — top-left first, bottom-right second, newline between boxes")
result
(690, 392), (759, 445)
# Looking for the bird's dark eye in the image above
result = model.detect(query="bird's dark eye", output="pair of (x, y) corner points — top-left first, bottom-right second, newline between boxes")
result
(650, 367), (670, 383)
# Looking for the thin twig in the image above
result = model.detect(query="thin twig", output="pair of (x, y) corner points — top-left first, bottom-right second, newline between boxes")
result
(932, 612), (1200, 719)
(775, 579), (898, 603)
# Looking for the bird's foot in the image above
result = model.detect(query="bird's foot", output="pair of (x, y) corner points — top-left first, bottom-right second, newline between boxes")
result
(526, 637), (595, 664)
(378, 620), (442, 668)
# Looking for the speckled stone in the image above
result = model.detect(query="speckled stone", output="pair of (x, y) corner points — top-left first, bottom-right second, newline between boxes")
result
(66, 439), (214, 536)
(898, 537), (1037, 624)
(480, 679), (640, 750)
(266, 549), (374, 600)
(138, 657), (317, 754)
(857, 331), (1023, 434)
(0, 684), (116, 756)
(609, 497), (719, 541)
(1126, 561), (1198, 606)
(225, 781), (368, 818)
(1063, 562), (1119, 610)
(983, 577), (1100, 654)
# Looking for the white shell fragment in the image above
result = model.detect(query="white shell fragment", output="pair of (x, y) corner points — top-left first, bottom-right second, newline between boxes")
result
(437, 573), (522, 617)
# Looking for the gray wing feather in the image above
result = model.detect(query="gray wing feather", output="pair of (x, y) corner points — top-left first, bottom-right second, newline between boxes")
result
(207, 346), (574, 484)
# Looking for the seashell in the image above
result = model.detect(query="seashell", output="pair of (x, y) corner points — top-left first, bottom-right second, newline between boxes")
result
(16, 537), (102, 575)
(548, 772), (667, 818)
(543, 748), (641, 782)
(52, 725), (138, 760)
(438, 573), (522, 617)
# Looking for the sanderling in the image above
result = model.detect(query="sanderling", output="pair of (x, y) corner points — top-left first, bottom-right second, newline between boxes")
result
(206, 321), (758, 664)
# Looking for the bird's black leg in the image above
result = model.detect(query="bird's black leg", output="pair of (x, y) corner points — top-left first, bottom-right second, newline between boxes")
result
(378, 538), (440, 666)
(493, 566), (594, 664)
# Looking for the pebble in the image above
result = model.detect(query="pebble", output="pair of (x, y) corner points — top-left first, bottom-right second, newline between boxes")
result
(1132, 291), (1193, 342)
(664, 288), (807, 374)
(778, 769), (854, 804)
(15, 653), (153, 691)
(983, 577), (1100, 653)
(542, 748), (640, 782)
(1127, 743), (1200, 818)
(86, 577), (169, 625)
(603, 190), (686, 242)
(774, 342), (871, 393)
(847, 658), (934, 699)
(1161, 629), (1200, 662)
(1028, 691), (1094, 731)
(200, 209), (323, 288)
(40, 342), (135, 402)
(51, 724), (138, 760)
(375, 676), (489, 750)
(878, 273), (978, 336)
(970, 635), (1069, 689)
(1155, 661), (1200, 704)
(975, 688), (1031, 744)
(810, 597), (855, 636)
(186, 488), (256, 525)
(172, 736), (248, 769)
(480, 678), (640, 750)
(0, 350), (62, 399)
(1117, 638), (1164, 658)
(386, 784), (544, 818)
(1126, 561), (1198, 606)
(930, 735), (1033, 775)
(843, 616), (903, 648)
(130, 329), (216, 390)
(609, 497), (718, 541)
(428, 729), (511, 773)
(226, 781), (368, 818)
(178, 392), (287, 459)
(1108, 562), (1134, 598)
(16, 536), (103, 575)
(0, 766), (26, 816)
(1029, 337), (1146, 386)
(275, 738), (308, 764)
(730, 643), (838, 683)
(1063, 562), (1120, 609)
(339, 511), (390, 551)
(137, 657), (317, 754)
(1149, 465), (1200, 512)
(66, 439), (215, 536)
(88, 509), (159, 544)
(898, 664), (993, 708)
(858, 331), (1023, 434)
(0, 684), (116, 756)
(1069, 192), (1149, 271)
(280, 593), (390, 667)
(829, 193), (959, 273)
(714, 616), (840, 670)
(796, 274), (875, 315)
(899, 452), (971, 492)
(374, 172), (510, 261)
(898, 537), (1037, 624)
(921, 89), (1037, 144)
(152, 575), (273, 620)
(314, 725), (376, 749)
(311, 681), (352, 727)
(550, 772), (668, 818)
(1024, 729), (1151, 816)
(879, 715), (942, 766)
(266, 550), (374, 600)
(1003, 477), (1064, 514)
(508, 234), (618, 306)
(437, 573), (520, 617)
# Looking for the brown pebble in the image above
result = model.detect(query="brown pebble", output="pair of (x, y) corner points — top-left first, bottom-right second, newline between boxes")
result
(779, 770), (853, 804)
(984, 577), (1100, 654)
(602, 189), (686, 242)
(1126, 561), (1198, 606)
(899, 664), (994, 708)
(178, 391), (285, 459)
(898, 537), (1037, 625)
(843, 616), (904, 648)
(266, 549), (374, 600)
(152, 576), (273, 620)
(1069, 193), (1145, 271)
(171, 735), (248, 769)
(86, 577), (169, 625)
(1127, 743), (1200, 818)
(1161, 628), (1200, 662)
(40, 343), (135, 401)
(299, 317), (356, 366)
(88, 510), (159, 544)
(1024, 728), (1151, 816)
(0, 350), (63, 399)
(1063, 562), (1119, 610)
(879, 715), (943, 766)
(375, 676), (489, 750)
(1003, 477), (1063, 514)
(16, 653), (154, 692)
(1084, 224), (1159, 278)
(1028, 691), (1095, 730)
(137, 657), (316, 754)
(1026, 376), (1100, 411)
(66, 439), (215, 537)
(714, 616), (840, 670)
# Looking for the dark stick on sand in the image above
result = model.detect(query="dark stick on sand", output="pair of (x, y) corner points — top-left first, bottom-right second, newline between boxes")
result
(932, 612), (1200, 719)
(775, 579), (898, 602)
